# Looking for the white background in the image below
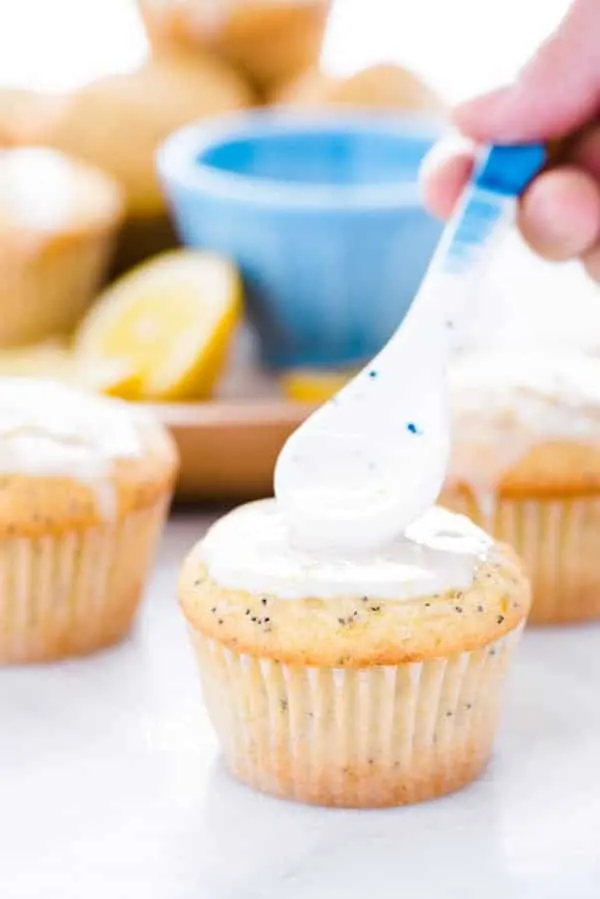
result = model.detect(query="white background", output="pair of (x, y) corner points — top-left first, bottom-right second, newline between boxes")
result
(0, 0), (573, 100)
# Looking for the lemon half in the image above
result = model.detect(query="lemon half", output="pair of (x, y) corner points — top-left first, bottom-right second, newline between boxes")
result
(74, 250), (242, 401)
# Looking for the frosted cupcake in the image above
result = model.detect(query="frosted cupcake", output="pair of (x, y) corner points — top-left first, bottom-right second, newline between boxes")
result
(180, 499), (529, 807)
(441, 350), (600, 624)
(0, 378), (178, 663)
(0, 148), (123, 345)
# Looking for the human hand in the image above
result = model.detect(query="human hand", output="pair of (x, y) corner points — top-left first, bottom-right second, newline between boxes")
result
(421, 0), (600, 280)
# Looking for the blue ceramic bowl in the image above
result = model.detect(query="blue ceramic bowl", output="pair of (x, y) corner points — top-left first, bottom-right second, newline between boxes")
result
(158, 111), (443, 369)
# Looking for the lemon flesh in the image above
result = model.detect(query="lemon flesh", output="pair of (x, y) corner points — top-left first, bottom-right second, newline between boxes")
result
(281, 368), (355, 404)
(74, 250), (242, 401)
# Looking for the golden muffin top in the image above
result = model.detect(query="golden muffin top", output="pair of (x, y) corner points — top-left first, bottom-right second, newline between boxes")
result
(272, 63), (443, 113)
(180, 499), (529, 665)
(447, 350), (600, 496)
(0, 147), (123, 239)
(0, 378), (177, 534)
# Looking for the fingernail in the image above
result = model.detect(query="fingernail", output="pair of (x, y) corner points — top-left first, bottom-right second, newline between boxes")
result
(419, 130), (474, 175)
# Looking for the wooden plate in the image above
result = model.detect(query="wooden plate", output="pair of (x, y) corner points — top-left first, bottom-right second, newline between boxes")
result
(152, 400), (314, 501)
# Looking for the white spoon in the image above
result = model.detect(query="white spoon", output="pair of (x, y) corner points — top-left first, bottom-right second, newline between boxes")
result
(275, 142), (546, 552)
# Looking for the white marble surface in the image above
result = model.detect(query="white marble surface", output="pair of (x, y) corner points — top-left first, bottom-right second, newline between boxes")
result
(1, 510), (600, 898)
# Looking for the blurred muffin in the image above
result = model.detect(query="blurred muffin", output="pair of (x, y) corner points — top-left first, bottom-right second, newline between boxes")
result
(138, 0), (330, 93)
(271, 63), (442, 113)
(0, 88), (61, 147)
(0, 147), (123, 346)
(0, 378), (178, 663)
(37, 53), (253, 270)
(441, 350), (600, 625)
(40, 53), (253, 219)
(180, 499), (529, 807)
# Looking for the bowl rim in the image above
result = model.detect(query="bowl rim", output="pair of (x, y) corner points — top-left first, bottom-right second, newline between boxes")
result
(157, 109), (445, 211)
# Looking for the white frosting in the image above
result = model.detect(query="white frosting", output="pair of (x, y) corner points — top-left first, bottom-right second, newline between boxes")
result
(451, 350), (600, 439)
(200, 499), (493, 600)
(449, 350), (600, 474)
(0, 378), (146, 517)
(0, 148), (118, 234)
(448, 350), (600, 528)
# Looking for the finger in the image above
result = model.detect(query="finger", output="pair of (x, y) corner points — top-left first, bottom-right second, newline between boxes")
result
(572, 124), (600, 180)
(583, 243), (600, 281)
(518, 166), (600, 261)
(420, 143), (475, 219)
(453, 0), (600, 142)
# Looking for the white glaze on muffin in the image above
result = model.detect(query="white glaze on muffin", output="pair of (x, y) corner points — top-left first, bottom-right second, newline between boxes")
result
(200, 499), (494, 601)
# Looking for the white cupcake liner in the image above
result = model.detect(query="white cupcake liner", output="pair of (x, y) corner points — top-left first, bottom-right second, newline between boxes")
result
(0, 498), (168, 663)
(188, 624), (524, 807)
(445, 492), (600, 624)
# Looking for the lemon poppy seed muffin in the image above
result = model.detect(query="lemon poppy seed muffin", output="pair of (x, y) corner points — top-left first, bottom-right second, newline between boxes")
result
(0, 378), (178, 663)
(0, 148), (123, 346)
(180, 499), (530, 808)
(442, 350), (600, 625)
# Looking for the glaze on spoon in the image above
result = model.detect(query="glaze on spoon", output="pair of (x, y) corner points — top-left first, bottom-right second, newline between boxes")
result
(275, 143), (546, 552)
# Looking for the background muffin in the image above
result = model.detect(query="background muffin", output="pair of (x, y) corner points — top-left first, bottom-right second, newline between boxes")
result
(180, 500), (530, 807)
(271, 62), (443, 112)
(0, 88), (61, 148)
(0, 378), (178, 663)
(138, 0), (331, 94)
(442, 350), (600, 625)
(36, 53), (253, 271)
(0, 147), (123, 346)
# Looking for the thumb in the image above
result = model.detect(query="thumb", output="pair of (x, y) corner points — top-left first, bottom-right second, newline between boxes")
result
(454, 0), (600, 143)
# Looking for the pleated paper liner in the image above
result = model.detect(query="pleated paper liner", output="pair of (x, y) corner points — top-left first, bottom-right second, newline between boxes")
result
(188, 624), (523, 808)
(442, 490), (600, 625)
(0, 496), (169, 663)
